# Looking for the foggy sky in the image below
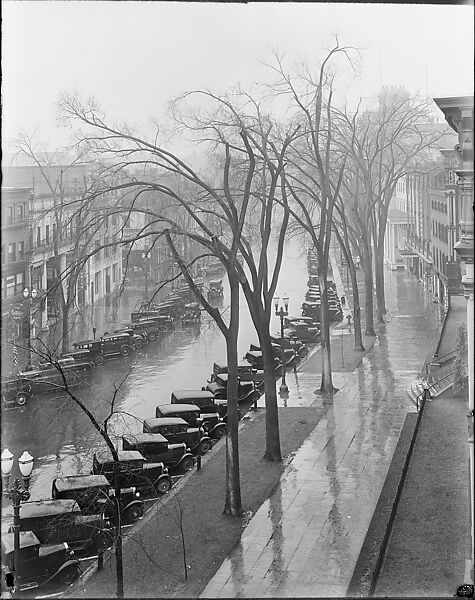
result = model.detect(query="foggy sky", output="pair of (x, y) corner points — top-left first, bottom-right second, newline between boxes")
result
(2, 1), (473, 153)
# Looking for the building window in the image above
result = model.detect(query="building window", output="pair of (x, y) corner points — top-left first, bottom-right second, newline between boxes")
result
(6, 276), (15, 297)
(18, 241), (25, 260)
(94, 271), (100, 295)
(36, 227), (41, 247)
(16, 204), (24, 222)
(112, 263), (118, 283)
(45, 225), (50, 244)
(8, 243), (16, 263)
(7, 206), (13, 225)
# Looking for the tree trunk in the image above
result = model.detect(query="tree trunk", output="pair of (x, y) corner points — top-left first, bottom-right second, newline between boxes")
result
(348, 261), (365, 351)
(259, 328), (282, 462)
(61, 303), (71, 354)
(362, 236), (376, 337)
(114, 486), (124, 598)
(318, 268), (338, 395)
(375, 248), (386, 324)
(223, 273), (242, 516)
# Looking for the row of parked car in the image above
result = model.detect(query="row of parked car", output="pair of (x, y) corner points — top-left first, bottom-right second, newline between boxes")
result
(2, 281), (221, 409)
(2, 258), (331, 594)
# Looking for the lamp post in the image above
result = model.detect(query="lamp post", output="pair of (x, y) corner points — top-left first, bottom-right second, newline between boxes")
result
(22, 288), (38, 364)
(274, 295), (289, 395)
(141, 252), (151, 296)
(2, 448), (34, 597)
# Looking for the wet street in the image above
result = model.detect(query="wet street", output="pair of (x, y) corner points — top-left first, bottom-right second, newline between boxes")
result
(2, 241), (310, 514)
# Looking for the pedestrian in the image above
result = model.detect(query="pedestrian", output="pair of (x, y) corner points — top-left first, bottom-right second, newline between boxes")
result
(355, 256), (361, 270)
(92, 326), (96, 340)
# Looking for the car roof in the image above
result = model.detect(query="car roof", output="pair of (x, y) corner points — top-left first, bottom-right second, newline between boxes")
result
(159, 403), (200, 414)
(172, 390), (214, 401)
(123, 432), (168, 444)
(102, 333), (130, 340)
(144, 417), (188, 427)
(20, 499), (81, 519)
(53, 474), (110, 491)
(246, 350), (262, 358)
(94, 450), (144, 463)
(209, 279), (223, 285)
(74, 339), (97, 345)
(2, 531), (40, 554)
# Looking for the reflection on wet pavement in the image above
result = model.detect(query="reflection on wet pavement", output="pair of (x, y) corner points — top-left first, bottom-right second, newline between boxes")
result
(201, 270), (444, 598)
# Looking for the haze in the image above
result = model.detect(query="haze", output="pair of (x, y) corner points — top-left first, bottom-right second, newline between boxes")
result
(2, 1), (474, 152)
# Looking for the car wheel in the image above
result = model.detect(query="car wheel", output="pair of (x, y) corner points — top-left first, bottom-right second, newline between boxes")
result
(201, 420), (212, 433)
(156, 477), (171, 494)
(148, 331), (157, 342)
(98, 530), (114, 549)
(16, 393), (28, 406)
(213, 425), (226, 439)
(180, 456), (195, 472)
(57, 564), (79, 585)
(123, 504), (144, 524)
(199, 439), (212, 455)
(95, 355), (104, 366)
(121, 346), (131, 356)
(135, 338), (144, 349)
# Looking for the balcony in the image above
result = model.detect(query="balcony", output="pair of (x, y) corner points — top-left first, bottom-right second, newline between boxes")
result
(404, 233), (432, 263)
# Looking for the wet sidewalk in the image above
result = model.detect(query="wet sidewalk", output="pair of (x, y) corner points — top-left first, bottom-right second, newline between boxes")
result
(201, 269), (445, 598)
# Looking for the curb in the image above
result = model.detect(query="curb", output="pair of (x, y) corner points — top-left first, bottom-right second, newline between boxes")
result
(347, 408), (421, 597)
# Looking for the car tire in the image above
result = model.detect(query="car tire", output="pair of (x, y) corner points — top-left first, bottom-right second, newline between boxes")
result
(97, 530), (114, 549)
(121, 346), (131, 357)
(201, 420), (212, 433)
(57, 563), (79, 585)
(180, 456), (195, 473)
(156, 477), (171, 494)
(198, 439), (212, 455)
(16, 393), (28, 406)
(123, 504), (144, 524)
(148, 331), (157, 342)
(135, 338), (144, 349)
(94, 355), (104, 366)
(213, 425), (226, 439)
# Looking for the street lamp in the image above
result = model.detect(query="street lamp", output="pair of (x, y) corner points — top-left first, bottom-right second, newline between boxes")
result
(274, 295), (289, 395)
(141, 252), (151, 296)
(22, 288), (38, 364)
(2, 448), (34, 597)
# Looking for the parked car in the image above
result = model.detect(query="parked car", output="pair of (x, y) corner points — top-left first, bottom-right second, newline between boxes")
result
(127, 319), (160, 342)
(1, 531), (80, 592)
(281, 321), (320, 344)
(302, 301), (321, 319)
(249, 343), (296, 367)
(284, 316), (320, 329)
(143, 417), (213, 455)
(160, 397), (227, 439)
(122, 433), (194, 473)
(16, 361), (93, 397)
(171, 390), (231, 431)
(212, 362), (265, 386)
(38, 357), (76, 370)
(181, 302), (201, 325)
(111, 328), (146, 349)
(15, 499), (109, 555)
(92, 450), (172, 497)
(130, 312), (174, 330)
(52, 474), (144, 525)
(1, 376), (32, 407)
(204, 374), (257, 405)
(207, 279), (224, 300)
(70, 340), (105, 366)
(100, 333), (135, 358)
(244, 350), (280, 372)
(268, 333), (309, 355)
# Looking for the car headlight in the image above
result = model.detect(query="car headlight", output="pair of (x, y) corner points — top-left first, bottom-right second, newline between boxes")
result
(135, 492), (140, 497)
